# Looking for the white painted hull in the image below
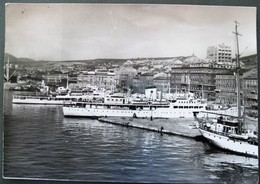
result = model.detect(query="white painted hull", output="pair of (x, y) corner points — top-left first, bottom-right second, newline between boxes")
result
(12, 98), (64, 105)
(197, 107), (243, 118)
(12, 94), (100, 105)
(198, 128), (258, 158)
(63, 106), (198, 118)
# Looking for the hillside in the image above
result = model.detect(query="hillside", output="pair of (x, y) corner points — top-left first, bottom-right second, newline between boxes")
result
(4, 53), (188, 67)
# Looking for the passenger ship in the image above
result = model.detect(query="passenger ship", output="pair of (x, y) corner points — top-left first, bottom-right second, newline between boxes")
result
(12, 92), (106, 105)
(62, 88), (207, 119)
(12, 95), (76, 105)
(12, 85), (107, 105)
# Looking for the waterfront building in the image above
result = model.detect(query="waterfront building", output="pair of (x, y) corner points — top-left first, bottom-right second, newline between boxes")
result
(77, 71), (116, 90)
(42, 74), (64, 84)
(242, 68), (257, 116)
(116, 66), (138, 92)
(170, 56), (217, 100)
(170, 53), (258, 104)
(153, 73), (171, 93)
(214, 72), (239, 104)
(206, 43), (232, 65)
(118, 73), (132, 92)
(132, 73), (154, 93)
(215, 54), (257, 105)
(214, 70), (257, 106)
(131, 73), (170, 94)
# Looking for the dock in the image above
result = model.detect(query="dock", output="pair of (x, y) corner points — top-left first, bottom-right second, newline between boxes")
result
(98, 117), (205, 140)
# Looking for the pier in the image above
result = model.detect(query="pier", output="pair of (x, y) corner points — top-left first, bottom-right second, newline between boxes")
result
(98, 117), (205, 140)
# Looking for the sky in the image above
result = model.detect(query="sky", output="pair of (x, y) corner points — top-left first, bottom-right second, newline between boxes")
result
(5, 4), (257, 61)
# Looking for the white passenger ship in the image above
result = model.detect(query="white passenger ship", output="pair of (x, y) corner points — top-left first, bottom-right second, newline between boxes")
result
(13, 95), (76, 105)
(12, 89), (106, 105)
(62, 87), (207, 118)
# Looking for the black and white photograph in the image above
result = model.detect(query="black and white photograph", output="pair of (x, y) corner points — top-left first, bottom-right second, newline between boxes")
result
(3, 3), (258, 183)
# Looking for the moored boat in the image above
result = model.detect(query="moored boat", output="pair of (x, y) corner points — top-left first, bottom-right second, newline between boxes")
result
(12, 95), (73, 105)
(196, 113), (258, 158)
(12, 86), (108, 105)
(12, 93), (105, 105)
(62, 91), (207, 118)
(196, 22), (258, 158)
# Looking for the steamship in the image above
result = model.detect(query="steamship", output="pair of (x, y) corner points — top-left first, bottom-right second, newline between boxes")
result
(62, 86), (207, 118)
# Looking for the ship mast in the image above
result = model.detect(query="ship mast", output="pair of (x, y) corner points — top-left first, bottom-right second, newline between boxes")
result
(233, 20), (242, 132)
(4, 56), (16, 82)
(66, 74), (69, 89)
(6, 57), (10, 82)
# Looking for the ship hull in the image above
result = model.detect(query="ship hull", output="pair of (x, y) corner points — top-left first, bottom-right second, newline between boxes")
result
(198, 128), (258, 158)
(12, 98), (64, 105)
(62, 106), (198, 118)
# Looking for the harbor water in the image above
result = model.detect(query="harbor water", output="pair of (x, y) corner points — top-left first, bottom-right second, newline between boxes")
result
(3, 90), (259, 183)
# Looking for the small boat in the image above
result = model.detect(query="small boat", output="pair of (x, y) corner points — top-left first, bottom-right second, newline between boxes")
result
(196, 113), (258, 158)
(196, 22), (258, 158)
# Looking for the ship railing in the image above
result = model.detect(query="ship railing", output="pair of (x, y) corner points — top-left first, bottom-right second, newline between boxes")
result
(63, 101), (105, 107)
(13, 95), (51, 100)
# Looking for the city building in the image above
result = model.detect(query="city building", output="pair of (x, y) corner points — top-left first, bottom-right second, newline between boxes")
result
(116, 66), (138, 92)
(214, 54), (258, 105)
(153, 73), (171, 93)
(132, 73), (154, 93)
(77, 71), (116, 90)
(118, 73), (132, 92)
(214, 72), (240, 104)
(170, 53), (258, 105)
(42, 74), (66, 85)
(170, 56), (217, 100)
(242, 68), (257, 116)
(206, 43), (232, 65)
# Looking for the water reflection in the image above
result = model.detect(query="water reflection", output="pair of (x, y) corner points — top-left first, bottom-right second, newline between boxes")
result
(204, 152), (258, 169)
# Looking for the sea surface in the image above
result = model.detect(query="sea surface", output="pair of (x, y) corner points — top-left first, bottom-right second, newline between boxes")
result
(3, 90), (259, 183)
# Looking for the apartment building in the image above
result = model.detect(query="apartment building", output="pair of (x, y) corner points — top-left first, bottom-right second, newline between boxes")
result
(77, 71), (116, 90)
(207, 43), (232, 65)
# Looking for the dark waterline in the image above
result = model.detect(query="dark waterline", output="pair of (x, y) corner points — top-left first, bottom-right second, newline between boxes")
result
(3, 90), (258, 183)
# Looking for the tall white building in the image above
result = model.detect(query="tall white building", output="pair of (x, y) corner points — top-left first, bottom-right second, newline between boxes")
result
(206, 43), (232, 65)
